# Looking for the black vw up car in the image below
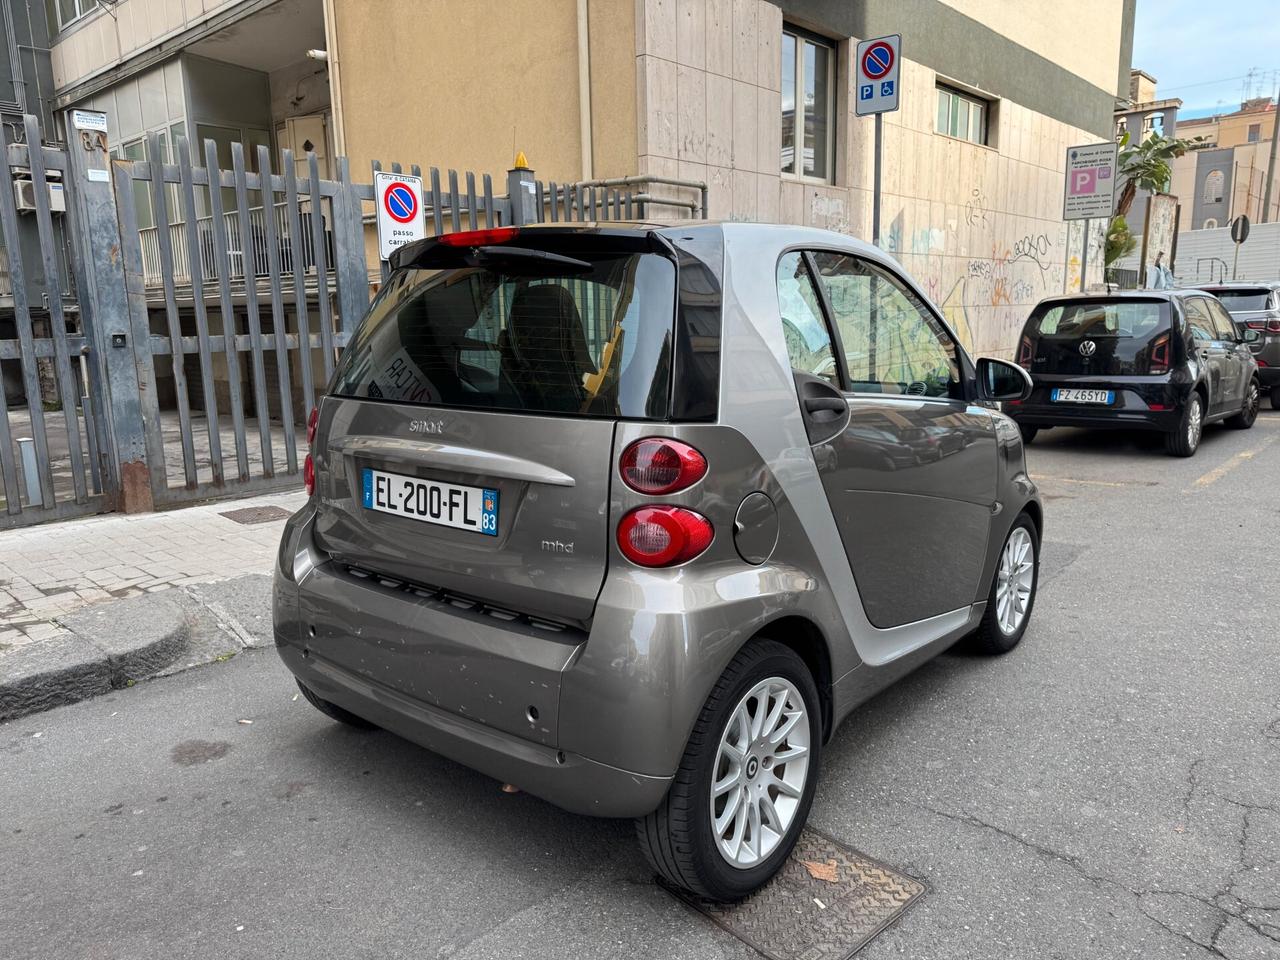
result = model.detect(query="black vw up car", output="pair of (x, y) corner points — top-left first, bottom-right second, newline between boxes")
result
(1008, 291), (1261, 456)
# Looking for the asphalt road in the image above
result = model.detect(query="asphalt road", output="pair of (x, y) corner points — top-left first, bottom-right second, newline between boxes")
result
(3, 414), (1279, 960)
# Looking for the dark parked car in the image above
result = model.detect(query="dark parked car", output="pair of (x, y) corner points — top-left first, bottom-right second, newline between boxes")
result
(1199, 282), (1280, 410)
(274, 222), (1043, 901)
(1009, 291), (1261, 456)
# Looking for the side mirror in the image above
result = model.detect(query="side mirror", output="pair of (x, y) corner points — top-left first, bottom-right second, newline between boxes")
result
(1243, 328), (1262, 344)
(976, 357), (1033, 402)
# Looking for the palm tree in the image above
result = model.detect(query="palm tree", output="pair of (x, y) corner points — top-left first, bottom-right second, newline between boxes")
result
(1114, 129), (1199, 217)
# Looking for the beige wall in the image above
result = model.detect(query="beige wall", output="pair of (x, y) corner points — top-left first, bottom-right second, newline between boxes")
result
(331, 0), (592, 186)
(51, 0), (244, 91)
(938, 0), (1124, 95)
(637, 0), (1106, 358)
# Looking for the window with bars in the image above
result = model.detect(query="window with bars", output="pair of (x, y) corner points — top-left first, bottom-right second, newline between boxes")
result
(936, 84), (991, 146)
(781, 26), (835, 183)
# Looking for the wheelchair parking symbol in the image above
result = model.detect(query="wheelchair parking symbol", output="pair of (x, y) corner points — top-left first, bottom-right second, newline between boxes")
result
(880, 81), (894, 96)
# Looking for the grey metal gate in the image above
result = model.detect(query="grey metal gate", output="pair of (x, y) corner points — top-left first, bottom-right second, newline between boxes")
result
(109, 137), (706, 512)
(0, 116), (112, 529)
(1, 108), (706, 527)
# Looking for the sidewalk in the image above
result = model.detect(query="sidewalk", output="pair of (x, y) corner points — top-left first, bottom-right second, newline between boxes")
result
(0, 490), (305, 719)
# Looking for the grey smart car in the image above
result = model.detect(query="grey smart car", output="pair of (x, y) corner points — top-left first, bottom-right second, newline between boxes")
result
(273, 222), (1043, 900)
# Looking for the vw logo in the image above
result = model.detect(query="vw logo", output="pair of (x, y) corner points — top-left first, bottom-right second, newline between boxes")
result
(1078, 340), (1097, 357)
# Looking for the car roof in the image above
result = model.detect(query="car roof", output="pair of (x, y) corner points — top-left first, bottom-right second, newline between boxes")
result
(1035, 290), (1189, 305)
(516, 220), (885, 257)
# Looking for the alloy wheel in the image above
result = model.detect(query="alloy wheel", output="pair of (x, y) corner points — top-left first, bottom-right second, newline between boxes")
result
(995, 527), (1035, 636)
(1188, 398), (1203, 449)
(1245, 382), (1260, 421)
(710, 677), (811, 869)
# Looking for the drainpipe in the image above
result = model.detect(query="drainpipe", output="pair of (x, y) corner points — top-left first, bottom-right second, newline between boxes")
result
(577, 0), (593, 180)
(322, 0), (347, 156)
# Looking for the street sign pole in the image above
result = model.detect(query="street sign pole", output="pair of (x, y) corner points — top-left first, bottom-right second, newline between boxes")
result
(1079, 219), (1089, 292)
(855, 35), (900, 248)
(872, 113), (883, 246)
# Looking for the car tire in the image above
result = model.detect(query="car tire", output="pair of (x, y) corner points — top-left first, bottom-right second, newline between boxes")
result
(636, 639), (822, 901)
(296, 680), (378, 729)
(1226, 379), (1261, 429)
(1165, 394), (1203, 457)
(1270, 386), (1280, 411)
(1019, 424), (1039, 445)
(968, 513), (1039, 656)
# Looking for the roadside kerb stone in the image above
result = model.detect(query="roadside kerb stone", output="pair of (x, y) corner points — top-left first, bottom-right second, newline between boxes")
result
(0, 573), (274, 722)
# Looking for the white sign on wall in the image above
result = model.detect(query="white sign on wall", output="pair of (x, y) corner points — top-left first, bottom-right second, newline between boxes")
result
(71, 109), (108, 133)
(855, 35), (901, 116)
(374, 172), (426, 261)
(1063, 142), (1118, 220)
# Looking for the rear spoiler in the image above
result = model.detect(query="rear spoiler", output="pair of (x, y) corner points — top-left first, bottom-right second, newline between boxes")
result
(389, 226), (675, 272)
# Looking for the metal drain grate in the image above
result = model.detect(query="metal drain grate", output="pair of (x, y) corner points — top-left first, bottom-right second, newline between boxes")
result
(219, 505), (293, 525)
(664, 828), (925, 960)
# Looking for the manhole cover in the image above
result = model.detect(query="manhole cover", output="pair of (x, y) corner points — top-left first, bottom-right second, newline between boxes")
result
(664, 828), (925, 960)
(219, 505), (292, 525)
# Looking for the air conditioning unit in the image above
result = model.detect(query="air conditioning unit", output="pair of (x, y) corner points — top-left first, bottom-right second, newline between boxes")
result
(12, 170), (66, 215)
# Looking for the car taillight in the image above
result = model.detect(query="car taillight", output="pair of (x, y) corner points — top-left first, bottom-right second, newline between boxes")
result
(1270, 320), (1280, 334)
(1149, 333), (1171, 375)
(1017, 336), (1034, 371)
(436, 227), (519, 247)
(616, 506), (713, 567)
(303, 454), (315, 496)
(306, 407), (319, 446)
(619, 438), (707, 494)
(1245, 319), (1280, 333)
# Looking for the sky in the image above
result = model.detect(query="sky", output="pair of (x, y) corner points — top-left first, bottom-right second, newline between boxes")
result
(1131, 0), (1280, 119)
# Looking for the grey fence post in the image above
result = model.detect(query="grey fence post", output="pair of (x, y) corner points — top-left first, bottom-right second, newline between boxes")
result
(333, 156), (370, 335)
(62, 112), (155, 513)
(506, 157), (538, 225)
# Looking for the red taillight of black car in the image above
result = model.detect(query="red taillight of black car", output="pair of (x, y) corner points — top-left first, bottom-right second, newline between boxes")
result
(1017, 336), (1034, 371)
(1149, 332), (1171, 375)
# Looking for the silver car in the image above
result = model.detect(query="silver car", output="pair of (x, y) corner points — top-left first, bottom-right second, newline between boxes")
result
(273, 222), (1043, 900)
(1200, 282), (1280, 410)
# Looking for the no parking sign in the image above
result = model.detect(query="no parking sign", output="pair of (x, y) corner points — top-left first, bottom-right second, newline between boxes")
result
(375, 172), (425, 261)
(855, 34), (901, 116)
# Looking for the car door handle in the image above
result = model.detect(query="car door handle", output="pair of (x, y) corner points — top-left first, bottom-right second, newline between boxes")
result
(804, 396), (848, 414)
(1200, 349), (1211, 360)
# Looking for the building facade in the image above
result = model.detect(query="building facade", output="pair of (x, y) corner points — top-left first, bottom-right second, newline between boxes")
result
(42, 0), (1136, 359)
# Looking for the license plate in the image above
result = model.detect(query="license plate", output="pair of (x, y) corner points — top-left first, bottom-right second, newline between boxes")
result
(1051, 388), (1114, 404)
(362, 468), (498, 536)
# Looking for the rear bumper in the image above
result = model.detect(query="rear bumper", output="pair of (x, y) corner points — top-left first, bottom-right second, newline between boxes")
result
(1256, 366), (1280, 388)
(272, 502), (824, 819)
(1010, 407), (1179, 432)
(275, 641), (671, 817)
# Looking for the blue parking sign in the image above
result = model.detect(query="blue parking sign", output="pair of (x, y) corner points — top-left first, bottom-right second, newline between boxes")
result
(860, 84), (873, 101)
(880, 80), (894, 96)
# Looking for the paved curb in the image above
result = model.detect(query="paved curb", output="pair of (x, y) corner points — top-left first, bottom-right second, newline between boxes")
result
(0, 574), (273, 723)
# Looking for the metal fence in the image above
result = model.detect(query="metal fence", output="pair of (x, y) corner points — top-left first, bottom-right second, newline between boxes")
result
(0, 110), (706, 528)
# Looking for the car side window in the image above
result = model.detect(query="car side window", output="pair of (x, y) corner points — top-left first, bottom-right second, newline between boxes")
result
(776, 252), (839, 386)
(808, 252), (961, 398)
(1206, 299), (1237, 341)
(1185, 299), (1216, 342)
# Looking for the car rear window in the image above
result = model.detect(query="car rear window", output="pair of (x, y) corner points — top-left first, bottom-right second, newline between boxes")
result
(1034, 301), (1167, 339)
(1207, 289), (1272, 311)
(331, 252), (677, 419)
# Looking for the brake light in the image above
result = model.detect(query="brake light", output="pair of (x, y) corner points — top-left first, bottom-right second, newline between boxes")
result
(1270, 320), (1280, 334)
(1148, 403), (1169, 411)
(303, 454), (315, 496)
(619, 438), (707, 494)
(1149, 333), (1171, 375)
(616, 506), (713, 567)
(1245, 319), (1280, 333)
(436, 227), (519, 247)
(1017, 336), (1034, 371)
(1259, 359), (1269, 367)
(306, 407), (319, 446)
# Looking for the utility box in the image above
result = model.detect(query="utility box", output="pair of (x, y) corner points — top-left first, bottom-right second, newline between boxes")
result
(11, 168), (66, 214)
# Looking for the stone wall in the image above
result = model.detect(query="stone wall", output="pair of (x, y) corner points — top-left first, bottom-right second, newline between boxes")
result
(636, 0), (1108, 359)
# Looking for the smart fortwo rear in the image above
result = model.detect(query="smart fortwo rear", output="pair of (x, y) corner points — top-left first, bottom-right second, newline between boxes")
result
(274, 222), (1043, 900)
